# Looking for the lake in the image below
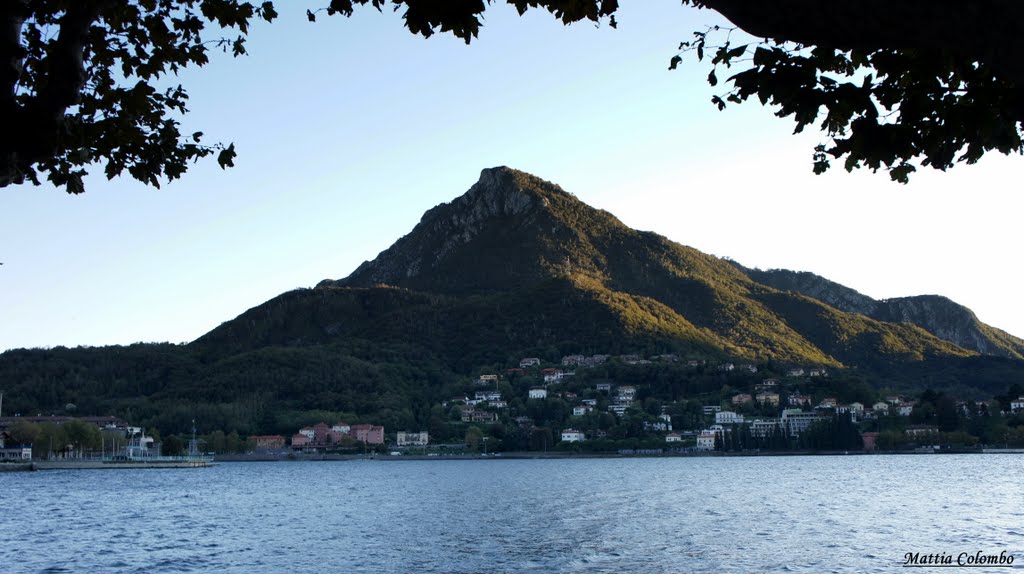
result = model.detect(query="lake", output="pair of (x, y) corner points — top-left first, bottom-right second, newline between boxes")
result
(2, 455), (1022, 573)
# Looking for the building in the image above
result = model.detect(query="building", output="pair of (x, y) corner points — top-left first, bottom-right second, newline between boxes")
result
(872, 401), (890, 414)
(528, 388), (548, 400)
(756, 392), (780, 407)
(1011, 397), (1024, 412)
(351, 424), (385, 445)
(519, 358), (541, 368)
(788, 394), (811, 407)
(298, 427), (316, 440)
(702, 405), (722, 415)
(396, 431), (429, 446)
(561, 355), (585, 366)
(475, 390), (502, 402)
(252, 435), (286, 450)
(471, 411), (498, 424)
(731, 393), (753, 406)
(331, 422), (351, 434)
(561, 429), (585, 442)
(780, 409), (825, 436)
(665, 433), (682, 443)
(572, 405), (594, 416)
(643, 420), (670, 432)
(608, 404), (629, 416)
(786, 368), (805, 377)
(905, 425), (939, 438)
(696, 431), (717, 451)
(898, 403), (914, 416)
(861, 431), (879, 452)
(542, 369), (565, 383)
(750, 420), (778, 438)
(618, 386), (637, 400)
(715, 411), (745, 425)
(595, 382), (612, 392)
(291, 434), (310, 448)
(475, 374), (499, 386)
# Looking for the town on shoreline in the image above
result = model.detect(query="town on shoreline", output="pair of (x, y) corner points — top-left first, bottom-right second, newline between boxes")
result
(3, 353), (1023, 463)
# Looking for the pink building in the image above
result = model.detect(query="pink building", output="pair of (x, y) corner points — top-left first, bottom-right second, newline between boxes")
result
(291, 434), (310, 447)
(351, 424), (385, 445)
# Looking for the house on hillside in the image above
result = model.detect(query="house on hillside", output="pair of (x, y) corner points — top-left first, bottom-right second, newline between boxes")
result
(561, 429), (585, 442)
(397, 431), (429, 446)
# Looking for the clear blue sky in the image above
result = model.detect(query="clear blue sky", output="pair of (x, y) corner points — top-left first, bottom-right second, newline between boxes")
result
(2, 1), (1022, 352)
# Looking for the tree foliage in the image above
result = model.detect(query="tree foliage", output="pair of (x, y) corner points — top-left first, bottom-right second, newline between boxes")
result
(3, 1), (1020, 193)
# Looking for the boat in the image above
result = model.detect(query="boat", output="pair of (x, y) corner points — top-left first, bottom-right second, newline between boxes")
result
(31, 421), (214, 470)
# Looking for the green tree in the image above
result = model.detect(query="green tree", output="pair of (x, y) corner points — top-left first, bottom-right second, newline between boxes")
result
(162, 434), (185, 456)
(529, 427), (553, 452)
(4, 1), (1020, 193)
(63, 419), (101, 457)
(7, 420), (40, 446)
(464, 426), (483, 452)
(35, 422), (68, 459)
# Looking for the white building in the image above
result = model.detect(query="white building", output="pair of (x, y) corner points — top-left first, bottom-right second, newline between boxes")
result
(475, 390), (502, 402)
(750, 420), (778, 438)
(528, 388), (548, 400)
(696, 431), (717, 451)
(519, 358), (541, 368)
(573, 405), (593, 416)
(396, 431), (429, 446)
(1011, 397), (1024, 412)
(715, 411), (745, 425)
(665, 433), (682, 443)
(608, 404), (628, 416)
(780, 409), (825, 436)
(561, 429), (585, 442)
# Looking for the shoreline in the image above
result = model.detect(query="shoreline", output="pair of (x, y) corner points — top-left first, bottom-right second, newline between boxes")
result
(212, 447), (1002, 463)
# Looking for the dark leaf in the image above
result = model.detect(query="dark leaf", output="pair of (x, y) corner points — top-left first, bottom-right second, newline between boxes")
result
(217, 144), (236, 169)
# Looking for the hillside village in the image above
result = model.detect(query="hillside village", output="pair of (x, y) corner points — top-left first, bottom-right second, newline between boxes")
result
(3, 352), (1023, 459)
(234, 353), (1024, 456)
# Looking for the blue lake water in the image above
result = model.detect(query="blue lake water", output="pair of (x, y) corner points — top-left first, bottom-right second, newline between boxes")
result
(2, 455), (1023, 573)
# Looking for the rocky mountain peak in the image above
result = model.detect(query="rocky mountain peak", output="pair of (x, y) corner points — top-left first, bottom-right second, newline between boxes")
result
(321, 167), (574, 291)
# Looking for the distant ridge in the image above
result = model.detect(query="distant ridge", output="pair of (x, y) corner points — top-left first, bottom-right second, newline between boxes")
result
(730, 264), (1024, 359)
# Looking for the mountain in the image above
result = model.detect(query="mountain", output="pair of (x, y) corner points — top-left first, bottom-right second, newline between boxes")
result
(198, 167), (980, 370)
(5, 166), (1023, 435)
(730, 265), (1024, 359)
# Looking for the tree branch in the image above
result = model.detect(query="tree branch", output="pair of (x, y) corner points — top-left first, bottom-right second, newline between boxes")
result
(696, 0), (1024, 83)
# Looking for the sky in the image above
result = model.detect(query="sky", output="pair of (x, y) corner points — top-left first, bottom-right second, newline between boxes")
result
(2, 1), (1023, 352)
